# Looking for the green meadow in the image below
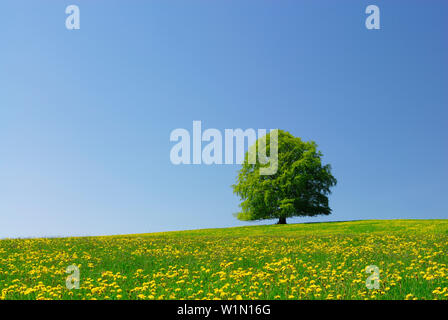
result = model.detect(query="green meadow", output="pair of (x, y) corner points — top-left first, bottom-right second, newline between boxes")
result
(0, 219), (447, 300)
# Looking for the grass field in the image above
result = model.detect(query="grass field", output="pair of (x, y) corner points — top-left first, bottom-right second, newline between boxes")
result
(1, 219), (447, 300)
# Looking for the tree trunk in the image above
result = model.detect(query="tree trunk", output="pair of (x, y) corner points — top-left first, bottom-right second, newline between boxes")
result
(277, 217), (287, 224)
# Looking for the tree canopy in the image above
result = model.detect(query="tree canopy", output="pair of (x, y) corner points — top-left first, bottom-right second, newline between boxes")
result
(232, 130), (337, 224)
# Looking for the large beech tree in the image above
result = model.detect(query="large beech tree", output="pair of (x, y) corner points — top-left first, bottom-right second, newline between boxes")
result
(232, 130), (337, 224)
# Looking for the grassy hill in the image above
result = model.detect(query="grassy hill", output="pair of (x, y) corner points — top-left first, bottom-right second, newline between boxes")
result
(130, 219), (448, 237)
(1, 219), (447, 300)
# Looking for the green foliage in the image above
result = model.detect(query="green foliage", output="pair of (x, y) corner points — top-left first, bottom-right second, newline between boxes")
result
(232, 130), (337, 223)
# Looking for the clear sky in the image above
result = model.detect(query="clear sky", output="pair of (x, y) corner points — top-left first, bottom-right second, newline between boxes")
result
(1, 0), (447, 238)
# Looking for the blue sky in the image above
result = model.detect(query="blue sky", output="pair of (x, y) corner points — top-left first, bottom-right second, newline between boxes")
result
(1, 0), (447, 238)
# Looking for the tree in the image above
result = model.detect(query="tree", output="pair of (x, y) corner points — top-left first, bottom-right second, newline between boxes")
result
(232, 130), (337, 224)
